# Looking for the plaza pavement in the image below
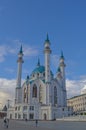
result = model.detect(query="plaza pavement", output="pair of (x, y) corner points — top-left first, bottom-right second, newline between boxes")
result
(0, 119), (86, 130)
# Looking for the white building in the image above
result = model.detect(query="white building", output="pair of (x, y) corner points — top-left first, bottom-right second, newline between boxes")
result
(7, 35), (70, 120)
(67, 85), (86, 115)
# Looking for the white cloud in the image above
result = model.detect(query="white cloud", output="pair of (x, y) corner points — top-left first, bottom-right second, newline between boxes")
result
(12, 39), (39, 57)
(0, 78), (25, 108)
(5, 68), (15, 73)
(66, 77), (86, 98)
(23, 46), (38, 57)
(0, 78), (16, 107)
(0, 46), (7, 62)
(0, 43), (39, 62)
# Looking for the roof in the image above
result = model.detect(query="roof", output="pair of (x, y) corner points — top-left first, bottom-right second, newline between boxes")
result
(60, 51), (64, 59)
(45, 33), (50, 44)
(19, 45), (23, 54)
(67, 93), (86, 100)
(31, 65), (53, 76)
(31, 65), (45, 74)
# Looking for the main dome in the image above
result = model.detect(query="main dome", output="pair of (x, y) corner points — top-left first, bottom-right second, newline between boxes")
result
(32, 65), (45, 74)
(30, 59), (53, 78)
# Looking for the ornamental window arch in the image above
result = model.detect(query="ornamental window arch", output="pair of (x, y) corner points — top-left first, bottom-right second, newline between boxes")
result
(54, 86), (57, 105)
(32, 84), (37, 97)
(39, 85), (42, 103)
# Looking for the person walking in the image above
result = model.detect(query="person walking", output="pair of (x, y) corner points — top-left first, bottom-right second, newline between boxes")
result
(35, 119), (38, 127)
(3, 118), (9, 128)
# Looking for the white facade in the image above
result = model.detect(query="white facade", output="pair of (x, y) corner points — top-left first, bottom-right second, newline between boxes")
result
(67, 94), (86, 115)
(7, 35), (70, 120)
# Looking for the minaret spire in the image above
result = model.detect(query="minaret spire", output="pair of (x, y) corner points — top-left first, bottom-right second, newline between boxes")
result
(19, 45), (23, 54)
(44, 34), (51, 83)
(59, 51), (66, 76)
(44, 34), (52, 105)
(16, 45), (24, 88)
(59, 51), (67, 107)
(45, 33), (50, 43)
(37, 58), (40, 67)
(15, 45), (24, 104)
(60, 50), (64, 59)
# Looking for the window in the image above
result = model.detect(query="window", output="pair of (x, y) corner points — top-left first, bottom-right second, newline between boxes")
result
(23, 113), (27, 119)
(29, 113), (34, 119)
(18, 114), (21, 119)
(18, 106), (21, 111)
(37, 73), (39, 76)
(29, 106), (34, 110)
(33, 84), (37, 97)
(15, 113), (17, 119)
(39, 85), (42, 103)
(54, 86), (57, 105)
(15, 107), (17, 111)
(23, 106), (27, 111)
(43, 73), (45, 77)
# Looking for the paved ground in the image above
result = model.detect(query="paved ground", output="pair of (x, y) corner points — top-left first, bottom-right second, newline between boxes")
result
(0, 119), (86, 130)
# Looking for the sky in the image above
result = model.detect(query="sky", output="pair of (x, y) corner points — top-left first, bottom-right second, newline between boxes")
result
(0, 0), (86, 107)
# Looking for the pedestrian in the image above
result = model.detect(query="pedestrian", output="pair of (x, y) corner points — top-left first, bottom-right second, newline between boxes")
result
(35, 119), (38, 127)
(3, 118), (9, 128)
(25, 118), (27, 122)
(6, 118), (9, 128)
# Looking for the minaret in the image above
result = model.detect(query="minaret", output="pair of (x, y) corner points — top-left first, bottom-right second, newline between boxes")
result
(44, 34), (51, 83)
(56, 67), (62, 79)
(59, 51), (66, 83)
(16, 45), (24, 88)
(15, 45), (24, 104)
(59, 51), (67, 106)
(44, 34), (52, 105)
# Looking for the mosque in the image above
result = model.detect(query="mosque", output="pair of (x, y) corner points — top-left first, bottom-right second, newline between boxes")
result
(7, 35), (71, 120)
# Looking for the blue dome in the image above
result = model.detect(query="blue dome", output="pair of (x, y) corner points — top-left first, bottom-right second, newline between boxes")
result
(31, 66), (45, 74)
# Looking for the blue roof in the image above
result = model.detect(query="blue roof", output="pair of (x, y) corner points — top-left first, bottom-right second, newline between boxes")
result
(31, 65), (53, 77)
(32, 66), (45, 74)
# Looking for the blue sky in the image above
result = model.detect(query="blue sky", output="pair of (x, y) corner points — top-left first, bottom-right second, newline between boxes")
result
(0, 0), (86, 106)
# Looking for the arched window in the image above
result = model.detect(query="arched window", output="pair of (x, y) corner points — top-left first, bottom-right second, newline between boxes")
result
(39, 85), (42, 103)
(33, 84), (37, 97)
(54, 86), (57, 105)
(24, 88), (27, 102)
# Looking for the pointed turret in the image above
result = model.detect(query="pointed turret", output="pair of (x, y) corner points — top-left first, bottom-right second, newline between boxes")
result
(16, 45), (24, 88)
(60, 51), (64, 59)
(45, 33), (50, 43)
(59, 51), (66, 69)
(56, 67), (62, 79)
(59, 51), (67, 107)
(26, 75), (29, 86)
(19, 45), (23, 54)
(15, 45), (24, 104)
(44, 34), (52, 105)
(44, 34), (51, 83)
(37, 58), (40, 67)
(57, 66), (61, 73)
(26, 75), (29, 80)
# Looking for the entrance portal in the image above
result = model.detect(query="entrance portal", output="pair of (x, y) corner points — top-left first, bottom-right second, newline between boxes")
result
(44, 113), (47, 120)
